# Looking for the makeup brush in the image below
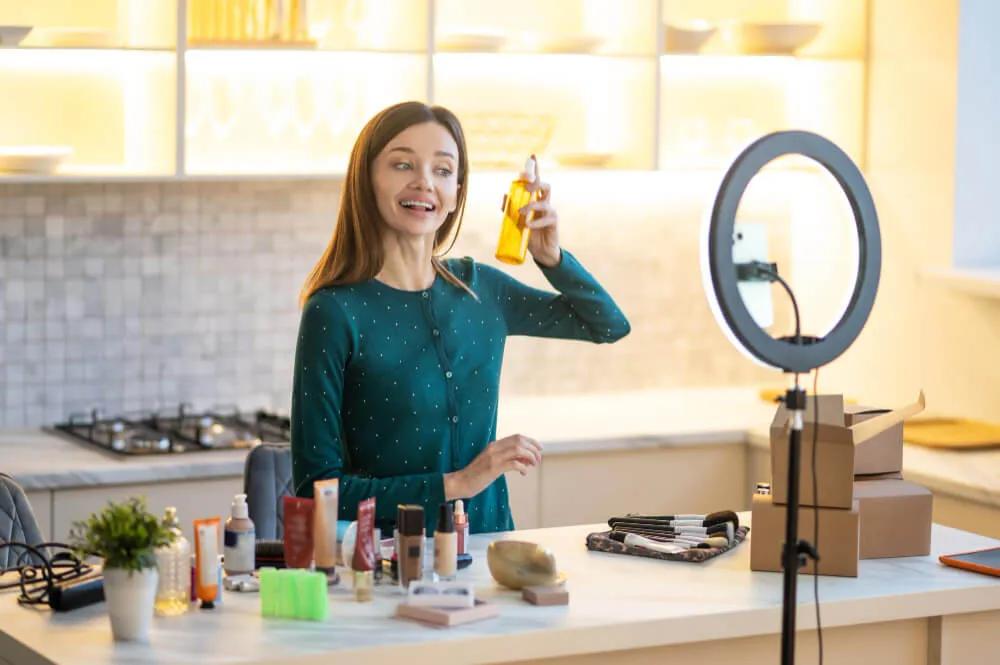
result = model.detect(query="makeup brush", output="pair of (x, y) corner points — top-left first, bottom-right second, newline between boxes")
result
(609, 510), (739, 529)
(610, 532), (729, 552)
(611, 521), (734, 543)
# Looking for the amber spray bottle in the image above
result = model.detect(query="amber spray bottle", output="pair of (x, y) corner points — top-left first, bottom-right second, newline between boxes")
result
(495, 155), (540, 265)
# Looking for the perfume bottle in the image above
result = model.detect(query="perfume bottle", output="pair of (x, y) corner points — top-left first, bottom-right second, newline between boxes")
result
(154, 507), (192, 616)
(495, 156), (539, 265)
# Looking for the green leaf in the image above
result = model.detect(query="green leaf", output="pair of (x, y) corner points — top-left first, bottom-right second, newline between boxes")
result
(67, 496), (177, 572)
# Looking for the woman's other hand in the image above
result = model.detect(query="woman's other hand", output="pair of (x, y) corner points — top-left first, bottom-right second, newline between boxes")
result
(520, 156), (561, 268)
(444, 434), (543, 500)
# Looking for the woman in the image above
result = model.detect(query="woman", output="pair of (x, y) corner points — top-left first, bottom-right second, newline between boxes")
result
(291, 100), (630, 535)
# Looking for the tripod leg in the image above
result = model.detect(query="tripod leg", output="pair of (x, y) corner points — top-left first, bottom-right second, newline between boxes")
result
(781, 387), (807, 665)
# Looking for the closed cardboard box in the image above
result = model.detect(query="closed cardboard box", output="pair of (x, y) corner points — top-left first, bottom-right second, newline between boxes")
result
(770, 391), (925, 509)
(853, 478), (933, 559)
(750, 493), (860, 578)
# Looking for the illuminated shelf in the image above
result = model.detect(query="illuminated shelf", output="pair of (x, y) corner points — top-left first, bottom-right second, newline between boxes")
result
(658, 55), (865, 170)
(0, 0), (869, 180)
(183, 50), (426, 176)
(185, 46), (426, 55)
(6, 46), (175, 53)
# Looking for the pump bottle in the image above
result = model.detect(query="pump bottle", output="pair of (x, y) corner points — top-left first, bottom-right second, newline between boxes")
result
(223, 493), (256, 576)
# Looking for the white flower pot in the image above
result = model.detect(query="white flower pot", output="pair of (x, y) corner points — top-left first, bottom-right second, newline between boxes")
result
(103, 566), (159, 642)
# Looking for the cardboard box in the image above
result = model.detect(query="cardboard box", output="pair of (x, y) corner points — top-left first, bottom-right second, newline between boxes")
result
(844, 405), (904, 475)
(853, 478), (933, 559)
(770, 391), (925, 509)
(750, 493), (860, 577)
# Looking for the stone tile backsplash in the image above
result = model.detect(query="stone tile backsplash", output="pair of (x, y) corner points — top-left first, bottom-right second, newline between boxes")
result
(0, 173), (779, 428)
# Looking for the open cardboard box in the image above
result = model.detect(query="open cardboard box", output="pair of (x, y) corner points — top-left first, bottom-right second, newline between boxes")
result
(770, 391), (925, 509)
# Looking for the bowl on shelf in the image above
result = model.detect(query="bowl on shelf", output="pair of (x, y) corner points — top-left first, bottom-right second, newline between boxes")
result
(663, 21), (717, 54)
(436, 29), (508, 53)
(532, 34), (605, 54)
(23, 27), (121, 48)
(460, 111), (556, 168)
(0, 26), (33, 47)
(725, 22), (822, 55)
(0, 146), (74, 174)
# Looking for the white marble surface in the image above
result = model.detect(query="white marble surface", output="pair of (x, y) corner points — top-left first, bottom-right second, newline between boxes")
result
(1, 388), (777, 491)
(747, 427), (1000, 509)
(6, 387), (1000, 512)
(2, 519), (1000, 665)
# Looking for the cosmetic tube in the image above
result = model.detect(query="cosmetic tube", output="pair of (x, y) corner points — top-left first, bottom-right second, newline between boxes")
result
(454, 499), (469, 556)
(352, 497), (376, 602)
(193, 517), (220, 609)
(397, 504), (424, 589)
(313, 479), (339, 571)
(282, 496), (316, 569)
(434, 503), (457, 580)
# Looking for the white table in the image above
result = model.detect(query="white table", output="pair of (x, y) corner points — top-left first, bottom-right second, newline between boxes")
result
(2, 517), (1000, 665)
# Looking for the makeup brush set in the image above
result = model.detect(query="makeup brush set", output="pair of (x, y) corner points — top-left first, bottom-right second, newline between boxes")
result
(586, 510), (750, 562)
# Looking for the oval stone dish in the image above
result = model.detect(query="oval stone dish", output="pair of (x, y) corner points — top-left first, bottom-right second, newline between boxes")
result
(487, 540), (566, 590)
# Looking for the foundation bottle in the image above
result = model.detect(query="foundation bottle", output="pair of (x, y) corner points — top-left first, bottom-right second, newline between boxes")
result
(495, 156), (539, 265)
(434, 503), (457, 580)
(398, 505), (425, 589)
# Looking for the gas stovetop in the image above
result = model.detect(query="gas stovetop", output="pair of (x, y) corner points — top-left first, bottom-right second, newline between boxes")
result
(45, 404), (290, 457)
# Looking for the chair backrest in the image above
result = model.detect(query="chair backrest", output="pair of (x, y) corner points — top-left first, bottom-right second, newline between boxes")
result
(0, 473), (46, 569)
(242, 443), (294, 541)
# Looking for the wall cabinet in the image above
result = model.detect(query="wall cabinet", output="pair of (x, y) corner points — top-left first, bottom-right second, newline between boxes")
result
(507, 440), (747, 529)
(0, 0), (868, 181)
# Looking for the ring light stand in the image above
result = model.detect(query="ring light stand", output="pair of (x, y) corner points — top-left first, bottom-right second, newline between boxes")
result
(702, 130), (882, 665)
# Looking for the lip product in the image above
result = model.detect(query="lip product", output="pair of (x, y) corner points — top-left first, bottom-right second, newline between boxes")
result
(435, 503), (458, 581)
(352, 497), (376, 602)
(454, 500), (469, 555)
(193, 517), (221, 609)
(398, 504), (425, 589)
(313, 479), (340, 573)
(282, 496), (316, 569)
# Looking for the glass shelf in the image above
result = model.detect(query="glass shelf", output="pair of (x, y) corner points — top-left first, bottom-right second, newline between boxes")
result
(435, 0), (658, 57)
(0, 0), (869, 179)
(434, 53), (656, 171)
(183, 50), (427, 176)
(0, 0), (178, 50)
(660, 0), (867, 60)
(658, 56), (865, 171)
(0, 49), (176, 178)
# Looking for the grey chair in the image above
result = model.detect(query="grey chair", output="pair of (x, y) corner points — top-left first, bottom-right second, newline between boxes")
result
(242, 443), (294, 540)
(0, 473), (46, 569)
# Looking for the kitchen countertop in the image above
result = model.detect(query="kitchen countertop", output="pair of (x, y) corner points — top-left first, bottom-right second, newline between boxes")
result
(0, 387), (777, 492)
(1, 519), (999, 665)
(748, 426), (1000, 509)
(5, 387), (1000, 514)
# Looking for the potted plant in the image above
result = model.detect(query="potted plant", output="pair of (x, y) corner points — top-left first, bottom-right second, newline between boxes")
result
(69, 497), (175, 642)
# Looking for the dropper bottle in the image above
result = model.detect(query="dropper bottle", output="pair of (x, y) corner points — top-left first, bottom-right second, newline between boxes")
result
(495, 156), (539, 265)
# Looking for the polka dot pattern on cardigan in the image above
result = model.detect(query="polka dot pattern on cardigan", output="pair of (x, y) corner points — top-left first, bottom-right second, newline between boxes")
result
(290, 250), (630, 535)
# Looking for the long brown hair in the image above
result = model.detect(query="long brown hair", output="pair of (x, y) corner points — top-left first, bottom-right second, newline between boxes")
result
(299, 101), (473, 307)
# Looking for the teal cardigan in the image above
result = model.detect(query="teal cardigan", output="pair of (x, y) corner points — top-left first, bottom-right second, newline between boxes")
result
(290, 250), (630, 534)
